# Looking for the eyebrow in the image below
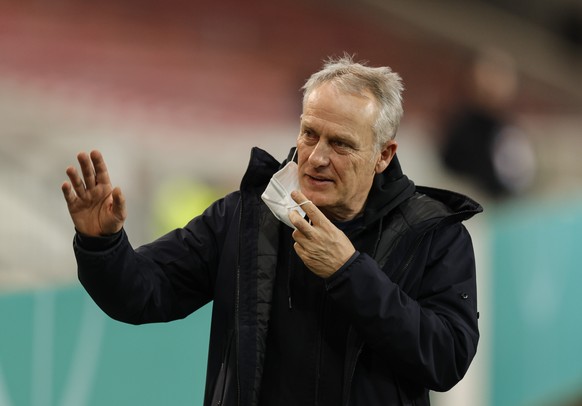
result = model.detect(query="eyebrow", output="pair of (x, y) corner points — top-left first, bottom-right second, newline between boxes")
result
(300, 115), (361, 144)
(303, 126), (358, 149)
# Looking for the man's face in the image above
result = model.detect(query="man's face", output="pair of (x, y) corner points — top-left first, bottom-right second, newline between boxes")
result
(297, 82), (390, 221)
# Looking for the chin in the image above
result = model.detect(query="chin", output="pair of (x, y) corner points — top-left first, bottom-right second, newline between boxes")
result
(306, 195), (332, 210)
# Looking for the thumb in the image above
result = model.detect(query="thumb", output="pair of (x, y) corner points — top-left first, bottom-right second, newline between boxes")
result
(111, 187), (127, 222)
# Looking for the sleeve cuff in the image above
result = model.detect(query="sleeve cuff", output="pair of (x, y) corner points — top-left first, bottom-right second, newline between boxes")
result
(325, 251), (360, 288)
(75, 229), (123, 252)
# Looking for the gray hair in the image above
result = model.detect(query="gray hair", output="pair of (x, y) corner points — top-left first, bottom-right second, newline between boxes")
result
(302, 55), (404, 148)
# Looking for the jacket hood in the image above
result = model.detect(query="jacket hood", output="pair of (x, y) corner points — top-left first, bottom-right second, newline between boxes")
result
(363, 154), (416, 226)
(363, 154), (483, 226)
(415, 185), (483, 224)
(240, 147), (281, 192)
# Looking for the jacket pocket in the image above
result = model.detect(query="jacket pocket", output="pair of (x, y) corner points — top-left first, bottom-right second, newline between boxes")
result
(210, 332), (236, 405)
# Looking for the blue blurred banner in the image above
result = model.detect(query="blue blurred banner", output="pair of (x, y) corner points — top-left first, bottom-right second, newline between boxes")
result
(491, 198), (582, 406)
(0, 286), (211, 406)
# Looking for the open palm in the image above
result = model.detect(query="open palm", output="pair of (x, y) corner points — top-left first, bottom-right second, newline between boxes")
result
(61, 150), (126, 236)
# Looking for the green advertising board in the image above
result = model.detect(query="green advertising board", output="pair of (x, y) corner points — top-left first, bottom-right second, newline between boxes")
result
(0, 286), (211, 405)
(491, 199), (582, 405)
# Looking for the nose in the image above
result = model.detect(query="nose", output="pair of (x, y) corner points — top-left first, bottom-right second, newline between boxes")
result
(307, 141), (331, 168)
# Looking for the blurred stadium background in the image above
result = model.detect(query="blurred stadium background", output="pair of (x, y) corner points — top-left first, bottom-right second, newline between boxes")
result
(0, 0), (581, 405)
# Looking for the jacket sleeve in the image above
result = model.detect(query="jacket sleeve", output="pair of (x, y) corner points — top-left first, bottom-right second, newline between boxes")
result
(75, 192), (239, 325)
(325, 222), (479, 391)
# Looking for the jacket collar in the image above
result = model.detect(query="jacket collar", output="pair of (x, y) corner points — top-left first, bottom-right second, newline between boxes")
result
(363, 154), (416, 226)
(240, 147), (281, 192)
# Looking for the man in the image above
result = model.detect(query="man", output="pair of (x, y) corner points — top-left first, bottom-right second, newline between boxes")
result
(62, 55), (482, 405)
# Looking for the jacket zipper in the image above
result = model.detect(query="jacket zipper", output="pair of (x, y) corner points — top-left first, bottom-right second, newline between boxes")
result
(314, 292), (327, 406)
(213, 331), (234, 406)
(343, 343), (364, 406)
(235, 265), (241, 405)
(235, 199), (243, 405)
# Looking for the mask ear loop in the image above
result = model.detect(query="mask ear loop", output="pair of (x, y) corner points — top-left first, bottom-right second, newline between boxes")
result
(288, 147), (312, 225)
(285, 199), (310, 212)
(286, 200), (312, 225)
(291, 147), (298, 163)
(298, 200), (313, 226)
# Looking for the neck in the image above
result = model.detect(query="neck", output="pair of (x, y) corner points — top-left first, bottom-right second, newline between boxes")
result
(321, 203), (365, 222)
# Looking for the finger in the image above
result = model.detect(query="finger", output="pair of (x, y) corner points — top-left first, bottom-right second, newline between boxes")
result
(61, 181), (77, 205)
(65, 165), (86, 199)
(77, 152), (96, 190)
(293, 241), (306, 259)
(289, 209), (313, 238)
(290, 190), (325, 226)
(90, 150), (112, 186)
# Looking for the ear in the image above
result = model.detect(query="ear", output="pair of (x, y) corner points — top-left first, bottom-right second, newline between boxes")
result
(374, 140), (398, 174)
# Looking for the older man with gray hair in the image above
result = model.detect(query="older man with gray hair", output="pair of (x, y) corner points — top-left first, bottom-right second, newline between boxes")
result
(62, 55), (482, 405)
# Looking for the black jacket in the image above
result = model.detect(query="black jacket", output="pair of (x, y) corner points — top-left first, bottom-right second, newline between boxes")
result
(75, 147), (482, 405)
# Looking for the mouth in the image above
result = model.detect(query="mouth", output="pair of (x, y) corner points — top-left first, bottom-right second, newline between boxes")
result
(305, 174), (333, 186)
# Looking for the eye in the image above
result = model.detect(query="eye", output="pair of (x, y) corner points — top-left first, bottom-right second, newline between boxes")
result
(331, 139), (353, 152)
(301, 129), (318, 144)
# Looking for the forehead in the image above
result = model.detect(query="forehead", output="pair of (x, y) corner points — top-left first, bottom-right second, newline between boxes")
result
(301, 83), (377, 141)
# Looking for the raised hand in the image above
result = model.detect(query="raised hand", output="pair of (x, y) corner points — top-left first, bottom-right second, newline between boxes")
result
(61, 150), (126, 237)
(289, 191), (356, 278)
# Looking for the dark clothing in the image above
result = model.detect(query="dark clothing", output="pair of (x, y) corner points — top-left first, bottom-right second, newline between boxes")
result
(74, 147), (482, 406)
(259, 227), (352, 406)
(440, 106), (511, 197)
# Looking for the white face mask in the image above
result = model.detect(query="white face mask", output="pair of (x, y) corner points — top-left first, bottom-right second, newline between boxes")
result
(261, 158), (309, 229)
